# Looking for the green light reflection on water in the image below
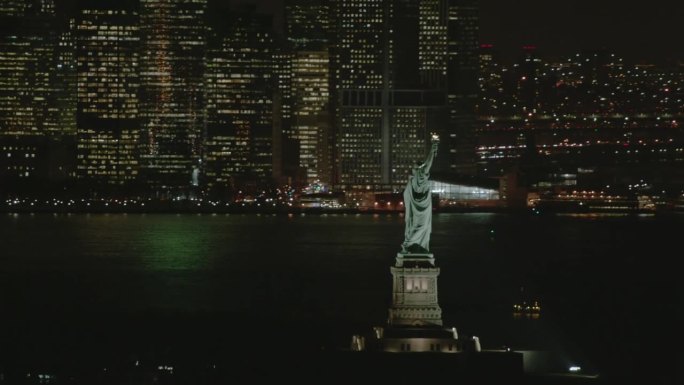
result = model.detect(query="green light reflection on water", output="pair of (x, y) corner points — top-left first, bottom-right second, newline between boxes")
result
(136, 215), (216, 271)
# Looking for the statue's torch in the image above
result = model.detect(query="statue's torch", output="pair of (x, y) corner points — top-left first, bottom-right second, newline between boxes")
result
(431, 133), (439, 157)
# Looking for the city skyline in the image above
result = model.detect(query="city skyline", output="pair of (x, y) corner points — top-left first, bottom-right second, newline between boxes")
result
(236, 0), (684, 64)
(1, 0), (682, 205)
(49, 0), (684, 64)
(1, 3), (680, 384)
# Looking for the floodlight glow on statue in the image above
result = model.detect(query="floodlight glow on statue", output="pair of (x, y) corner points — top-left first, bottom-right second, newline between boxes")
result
(401, 133), (439, 254)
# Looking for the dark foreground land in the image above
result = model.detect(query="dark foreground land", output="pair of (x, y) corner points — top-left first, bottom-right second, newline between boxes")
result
(0, 350), (613, 385)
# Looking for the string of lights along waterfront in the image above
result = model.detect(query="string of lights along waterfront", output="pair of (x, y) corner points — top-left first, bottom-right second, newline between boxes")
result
(1, 0), (682, 208)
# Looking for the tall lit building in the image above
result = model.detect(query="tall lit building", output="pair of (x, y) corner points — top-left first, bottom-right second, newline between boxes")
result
(332, 0), (387, 188)
(0, 2), (77, 188)
(55, 20), (77, 138)
(139, 0), (207, 194)
(389, 99), (444, 183)
(0, 0), (24, 17)
(514, 45), (544, 111)
(291, 50), (331, 184)
(285, 0), (332, 185)
(205, 14), (274, 194)
(338, 89), (443, 187)
(419, 0), (448, 88)
(75, 2), (140, 186)
(273, 48), (293, 128)
(273, 46), (304, 184)
(0, 0), (62, 137)
(477, 44), (504, 116)
(284, 0), (329, 50)
(333, 0), (444, 190)
(444, 0), (479, 175)
(332, 0), (419, 90)
(333, 0), (386, 91)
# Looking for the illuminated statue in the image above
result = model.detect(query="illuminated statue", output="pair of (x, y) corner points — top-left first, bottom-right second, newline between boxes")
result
(401, 134), (439, 253)
(191, 167), (200, 187)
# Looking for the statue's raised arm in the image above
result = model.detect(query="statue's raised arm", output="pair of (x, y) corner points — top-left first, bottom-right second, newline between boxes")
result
(421, 138), (439, 175)
(401, 134), (439, 254)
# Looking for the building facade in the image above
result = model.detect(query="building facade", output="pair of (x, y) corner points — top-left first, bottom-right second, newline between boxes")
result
(139, 0), (207, 194)
(333, 0), (449, 191)
(0, 0), (62, 137)
(284, 0), (332, 185)
(75, 2), (140, 186)
(419, 0), (448, 88)
(443, 0), (479, 175)
(204, 14), (275, 195)
(291, 50), (331, 185)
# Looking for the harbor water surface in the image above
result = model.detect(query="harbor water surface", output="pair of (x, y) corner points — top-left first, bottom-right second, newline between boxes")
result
(0, 212), (679, 382)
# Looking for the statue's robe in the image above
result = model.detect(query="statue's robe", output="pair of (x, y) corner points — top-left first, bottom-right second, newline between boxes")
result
(402, 166), (431, 252)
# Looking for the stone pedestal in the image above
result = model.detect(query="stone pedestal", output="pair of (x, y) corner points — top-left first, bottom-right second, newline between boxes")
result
(388, 252), (443, 326)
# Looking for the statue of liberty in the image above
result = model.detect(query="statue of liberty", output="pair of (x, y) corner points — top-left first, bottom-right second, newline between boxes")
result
(401, 134), (439, 254)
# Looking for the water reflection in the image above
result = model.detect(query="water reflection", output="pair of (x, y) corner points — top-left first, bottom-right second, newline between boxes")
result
(136, 216), (214, 271)
(0, 213), (679, 381)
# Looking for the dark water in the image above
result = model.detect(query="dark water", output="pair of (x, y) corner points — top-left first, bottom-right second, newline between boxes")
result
(0, 213), (681, 383)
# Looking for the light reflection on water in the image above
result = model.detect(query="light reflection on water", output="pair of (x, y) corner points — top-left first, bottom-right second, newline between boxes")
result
(0, 213), (679, 378)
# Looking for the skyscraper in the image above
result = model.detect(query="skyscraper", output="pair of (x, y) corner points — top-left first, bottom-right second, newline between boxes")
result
(0, 0), (62, 137)
(139, 0), (207, 194)
(444, 0), (479, 175)
(333, 0), (386, 92)
(0, 0), (25, 17)
(273, 48), (293, 128)
(75, 1), (140, 186)
(333, 0), (390, 189)
(272, 47), (292, 182)
(419, 0), (448, 88)
(291, 50), (331, 184)
(333, 0), (445, 190)
(0, 1), (77, 189)
(55, 19), (77, 138)
(284, 0), (329, 50)
(284, 0), (332, 185)
(204, 13), (275, 195)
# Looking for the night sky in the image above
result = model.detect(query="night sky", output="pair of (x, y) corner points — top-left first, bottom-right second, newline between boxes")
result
(55, 0), (684, 64)
(477, 0), (684, 64)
